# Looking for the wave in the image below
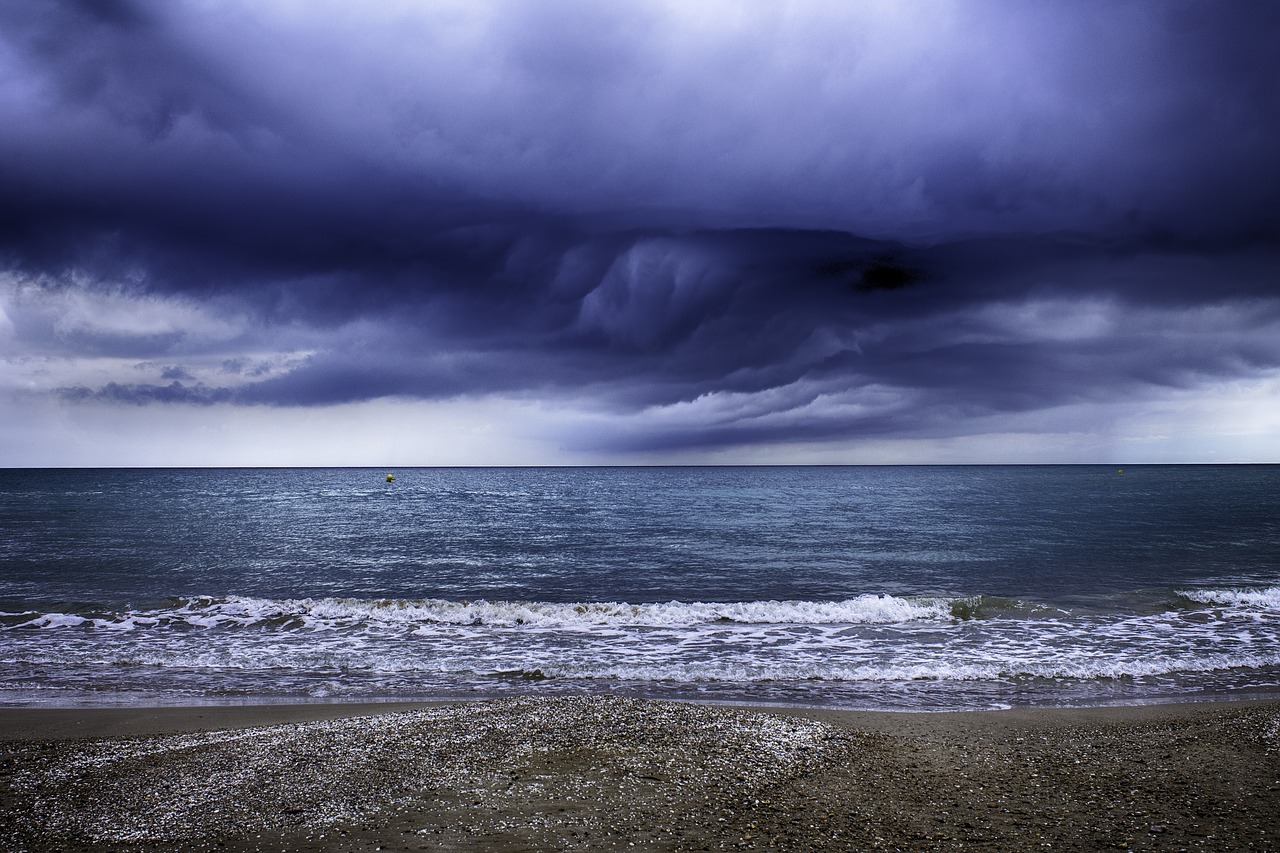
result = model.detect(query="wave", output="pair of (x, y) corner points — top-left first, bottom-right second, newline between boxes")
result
(7, 640), (1276, 685)
(1178, 586), (1280, 611)
(1, 593), (955, 631)
(6, 587), (1280, 700)
(280, 594), (957, 627)
(495, 652), (1280, 684)
(4, 586), (1275, 633)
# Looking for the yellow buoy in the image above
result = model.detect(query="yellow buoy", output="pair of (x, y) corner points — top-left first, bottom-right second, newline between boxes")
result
(1117, 469), (1123, 475)
(386, 473), (395, 482)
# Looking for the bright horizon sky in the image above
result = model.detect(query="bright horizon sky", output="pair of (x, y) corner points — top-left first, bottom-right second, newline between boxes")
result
(2, 1), (1278, 466)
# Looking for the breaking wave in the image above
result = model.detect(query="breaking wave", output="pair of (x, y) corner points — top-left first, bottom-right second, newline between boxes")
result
(2, 593), (956, 631)
(1178, 586), (1280, 611)
(5, 588), (1271, 633)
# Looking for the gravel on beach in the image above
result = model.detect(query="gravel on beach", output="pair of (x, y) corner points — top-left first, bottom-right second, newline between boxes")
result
(2, 695), (1279, 851)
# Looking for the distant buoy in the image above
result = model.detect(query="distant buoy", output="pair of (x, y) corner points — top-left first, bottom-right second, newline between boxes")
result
(1117, 469), (1123, 475)
(386, 473), (395, 482)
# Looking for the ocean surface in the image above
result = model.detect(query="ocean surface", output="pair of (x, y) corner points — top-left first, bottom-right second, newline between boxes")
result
(1, 465), (1278, 711)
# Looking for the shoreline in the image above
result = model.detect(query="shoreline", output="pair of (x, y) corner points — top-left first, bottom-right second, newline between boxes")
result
(3, 693), (1280, 742)
(3, 695), (1278, 851)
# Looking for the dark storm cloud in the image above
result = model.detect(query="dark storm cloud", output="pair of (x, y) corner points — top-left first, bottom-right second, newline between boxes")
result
(60, 380), (232, 406)
(2, 1), (1278, 454)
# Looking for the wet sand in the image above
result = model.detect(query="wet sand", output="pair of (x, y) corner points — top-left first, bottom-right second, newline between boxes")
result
(2, 696), (1278, 851)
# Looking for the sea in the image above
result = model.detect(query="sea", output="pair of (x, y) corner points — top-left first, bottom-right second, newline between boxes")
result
(1, 465), (1278, 711)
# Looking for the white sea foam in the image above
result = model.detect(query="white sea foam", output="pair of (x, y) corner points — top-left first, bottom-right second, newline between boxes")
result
(278, 594), (953, 627)
(527, 651), (1280, 684)
(6, 588), (1280, 706)
(85, 639), (1276, 684)
(1180, 586), (1280, 611)
(11, 604), (1277, 688)
(1, 594), (953, 631)
(14, 613), (87, 629)
(7, 587), (1279, 635)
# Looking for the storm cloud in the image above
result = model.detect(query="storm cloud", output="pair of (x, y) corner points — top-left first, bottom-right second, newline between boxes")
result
(1, 0), (1278, 463)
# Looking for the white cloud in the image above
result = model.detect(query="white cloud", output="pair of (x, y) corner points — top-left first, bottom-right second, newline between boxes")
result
(1, 274), (244, 348)
(0, 394), (556, 467)
(3, 363), (1278, 466)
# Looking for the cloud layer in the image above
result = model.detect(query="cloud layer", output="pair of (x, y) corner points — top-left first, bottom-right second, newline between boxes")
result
(1, 1), (1278, 462)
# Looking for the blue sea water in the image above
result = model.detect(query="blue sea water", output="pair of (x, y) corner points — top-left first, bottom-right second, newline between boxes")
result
(1, 465), (1278, 710)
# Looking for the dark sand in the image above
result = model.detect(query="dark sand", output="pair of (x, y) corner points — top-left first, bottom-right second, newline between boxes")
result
(2, 696), (1278, 851)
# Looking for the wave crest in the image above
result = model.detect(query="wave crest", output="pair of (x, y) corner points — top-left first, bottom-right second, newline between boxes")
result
(1178, 586), (1280, 611)
(3, 593), (953, 631)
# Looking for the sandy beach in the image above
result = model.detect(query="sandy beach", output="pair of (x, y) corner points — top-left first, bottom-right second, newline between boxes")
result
(2, 696), (1278, 851)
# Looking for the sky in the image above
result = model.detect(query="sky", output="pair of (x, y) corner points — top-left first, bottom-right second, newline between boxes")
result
(1, 0), (1278, 466)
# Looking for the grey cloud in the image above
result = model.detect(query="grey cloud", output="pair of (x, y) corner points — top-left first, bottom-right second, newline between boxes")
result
(60, 380), (233, 406)
(4, 1), (1277, 242)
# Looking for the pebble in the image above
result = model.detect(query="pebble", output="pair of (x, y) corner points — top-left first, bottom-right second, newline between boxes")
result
(2, 698), (1279, 851)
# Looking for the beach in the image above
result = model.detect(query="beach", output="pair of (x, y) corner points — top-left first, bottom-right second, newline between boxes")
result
(2, 697), (1278, 851)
